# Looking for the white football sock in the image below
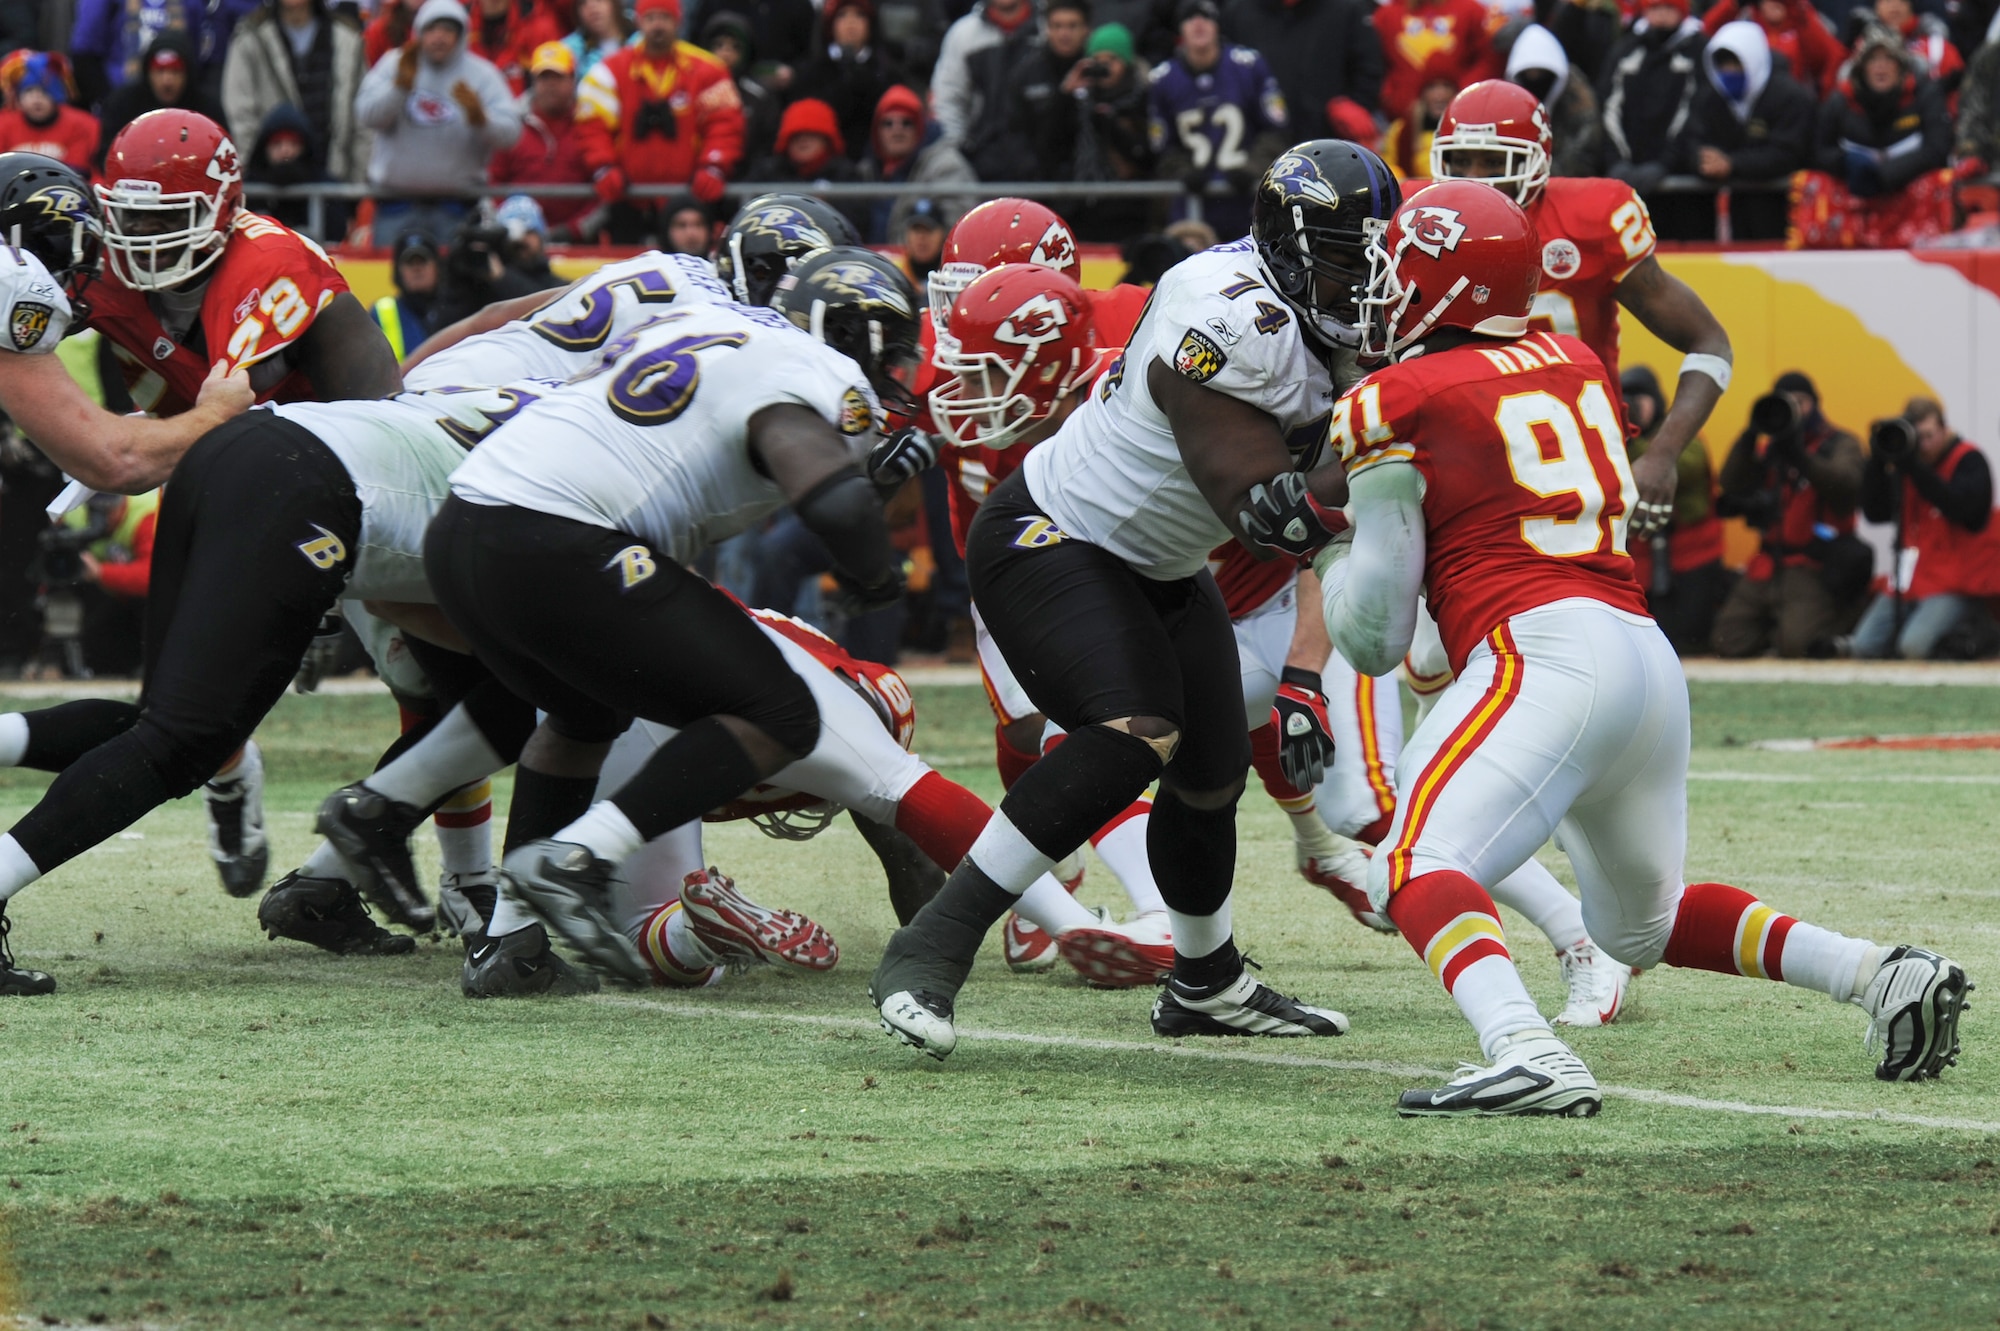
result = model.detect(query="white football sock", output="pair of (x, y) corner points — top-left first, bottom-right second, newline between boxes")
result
(487, 890), (537, 937)
(1089, 808), (1165, 915)
(0, 835), (42, 900)
(1170, 898), (1232, 960)
(555, 800), (644, 865)
(965, 811), (1050, 895)
(1489, 857), (1587, 951)
(1452, 952), (1555, 1061)
(1014, 872), (1096, 934)
(301, 840), (355, 880)
(363, 706), (504, 808)
(1777, 923), (1879, 1003)
(664, 904), (718, 968)
(0, 714), (27, 768)
(433, 781), (493, 877)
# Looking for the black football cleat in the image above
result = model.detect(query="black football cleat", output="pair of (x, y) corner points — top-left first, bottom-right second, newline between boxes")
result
(461, 925), (600, 998)
(315, 784), (435, 932)
(258, 872), (416, 956)
(1150, 967), (1348, 1038)
(0, 905), (53, 996)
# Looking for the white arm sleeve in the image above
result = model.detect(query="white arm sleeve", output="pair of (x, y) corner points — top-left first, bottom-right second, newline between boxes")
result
(1315, 460), (1425, 678)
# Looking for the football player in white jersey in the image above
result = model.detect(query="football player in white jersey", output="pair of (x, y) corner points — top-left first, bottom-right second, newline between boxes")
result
(867, 142), (1401, 1060)
(0, 153), (258, 996)
(398, 192), (856, 388)
(426, 250), (919, 986)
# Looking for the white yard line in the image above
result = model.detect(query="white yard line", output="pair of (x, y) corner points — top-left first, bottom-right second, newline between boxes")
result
(598, 995), (2000, 1134)
(1689, 771), (2000, 785)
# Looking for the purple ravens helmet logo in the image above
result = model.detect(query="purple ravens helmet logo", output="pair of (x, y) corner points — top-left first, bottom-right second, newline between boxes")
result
(28, 184), (90, 224)
(744, 204), (830, 249)
(814, 259), (915, 317)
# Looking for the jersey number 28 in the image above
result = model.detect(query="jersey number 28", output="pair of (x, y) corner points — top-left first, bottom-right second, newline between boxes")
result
(1495, 381), (1635, 558)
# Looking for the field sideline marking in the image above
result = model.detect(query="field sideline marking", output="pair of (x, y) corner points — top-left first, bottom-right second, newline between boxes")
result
(1690, 771), (2000, 785)
(599, 995), (2000, 1134)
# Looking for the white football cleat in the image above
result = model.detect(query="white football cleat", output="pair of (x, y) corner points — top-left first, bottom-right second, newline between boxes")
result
(1552, 939), (1634, 1028)
(1150, 966), (1349, 1037)
(1397, 1031), (1601, 1118)
(1055, 909), (1175, 989)
(1297, 837), (1396, 934)
(1858, 945), (1971, 1081)
(875, 987), (957, 1060)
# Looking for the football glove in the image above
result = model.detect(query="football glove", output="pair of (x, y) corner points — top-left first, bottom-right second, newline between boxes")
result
(867, 426), (941, 489)
(1271, 667), (1337, 791)
(293, 609), (347, 695)
(1239, 471), (1347, 561)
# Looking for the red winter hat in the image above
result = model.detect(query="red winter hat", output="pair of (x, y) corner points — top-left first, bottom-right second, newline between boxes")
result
(872, 83), (925, 133)
(636, 0), (681, 19)
(777, 97), (846, 155)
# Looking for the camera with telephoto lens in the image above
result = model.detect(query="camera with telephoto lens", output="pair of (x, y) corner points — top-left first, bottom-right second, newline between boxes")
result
(1080, 55), (1116, 83)
(30, 510), (109, 590)
(1749, 391), (1800, 441)
(632, 98), (678, 141)
(1870, 415), (1916, 462)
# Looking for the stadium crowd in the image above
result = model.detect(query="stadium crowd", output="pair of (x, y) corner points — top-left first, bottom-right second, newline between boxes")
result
(0, 0), (1988, 252)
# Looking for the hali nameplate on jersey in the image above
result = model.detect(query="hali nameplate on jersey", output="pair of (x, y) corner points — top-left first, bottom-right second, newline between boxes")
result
(1174, 328), (1227, 383)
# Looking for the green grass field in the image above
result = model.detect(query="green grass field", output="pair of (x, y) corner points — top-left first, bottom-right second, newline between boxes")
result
(3, 679), (2000, 1329)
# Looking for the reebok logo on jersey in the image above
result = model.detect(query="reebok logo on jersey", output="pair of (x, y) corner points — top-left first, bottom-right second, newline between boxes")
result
(608, 545), (658, 589)
(1173, 328), (1227, 383)
(296, 525), (347, 570)
(9, 301), (51, 351)
(1205, 317), (1241, 347)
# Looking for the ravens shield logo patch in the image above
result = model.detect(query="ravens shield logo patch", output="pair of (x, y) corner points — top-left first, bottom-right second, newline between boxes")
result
(10, 301), (52, 352)
(1173, 328), (1227, 384)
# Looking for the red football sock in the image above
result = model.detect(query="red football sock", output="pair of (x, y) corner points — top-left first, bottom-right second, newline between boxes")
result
(1663, 880), (1796, 980)
(994, 724), (1038, 790)
(894, 769), (996, 872)
(1388, 869), (1511, 992)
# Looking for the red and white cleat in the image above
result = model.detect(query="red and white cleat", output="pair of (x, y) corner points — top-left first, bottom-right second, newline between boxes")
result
(1552, 939), (1633, 1028)
(1004, 912), (1059, 972)
(1298, 840), (1397, 935)
(680, 868), (839, 972)
(1056, 910), (1175, 989)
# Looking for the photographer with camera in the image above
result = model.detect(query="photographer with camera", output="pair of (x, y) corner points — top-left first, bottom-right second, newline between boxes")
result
(1712, 371), (1869, 657)
(1848, 398), (2000, 659)
(39, 489), (159, 678)
(1623, 365), (1730, 655)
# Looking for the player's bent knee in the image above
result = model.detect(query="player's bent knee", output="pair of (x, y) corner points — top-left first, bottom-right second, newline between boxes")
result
(133, 718), (251, 799)
(1163, 774), (1244, 812)
(1102, 715), (1179, 763)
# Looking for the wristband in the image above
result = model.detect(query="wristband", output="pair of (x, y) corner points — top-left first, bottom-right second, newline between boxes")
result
(1280, 666), (1323, 693)
(1679, 353), (1732, 393)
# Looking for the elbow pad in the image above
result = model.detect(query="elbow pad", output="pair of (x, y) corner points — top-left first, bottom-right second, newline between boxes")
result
(794, 466), (896, 589)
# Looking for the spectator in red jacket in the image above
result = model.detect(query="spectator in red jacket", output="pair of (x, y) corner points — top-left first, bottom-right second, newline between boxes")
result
(1856, 0), (1963, 102)
(491, 40), (595, 233)
(366, 0), (423, 66)
(577, 0), (746, 243)
(1373, 0), (1494, 117)
(0, 53), (100, 169)
(467, 0), (562, 91)
(1703, 0), (1846, 92)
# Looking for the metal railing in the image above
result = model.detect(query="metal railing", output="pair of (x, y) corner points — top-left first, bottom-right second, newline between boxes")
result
(238, 174), (1804, 247)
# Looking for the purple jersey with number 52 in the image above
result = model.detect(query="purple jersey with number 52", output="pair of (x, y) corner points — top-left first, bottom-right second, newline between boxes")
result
(1147, 45), (1288, 233)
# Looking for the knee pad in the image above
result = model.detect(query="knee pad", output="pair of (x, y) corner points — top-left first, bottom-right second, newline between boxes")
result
(1103, 715), (1180, 764)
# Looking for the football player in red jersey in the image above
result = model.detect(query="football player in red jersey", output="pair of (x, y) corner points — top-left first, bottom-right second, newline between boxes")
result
(1430, 79), (1733, 538)
(77, 108), (403, 899)
(1307, 182), (1968, 1116)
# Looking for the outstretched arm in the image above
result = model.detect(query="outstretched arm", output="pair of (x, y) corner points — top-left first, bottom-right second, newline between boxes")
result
(292, 293), (406, 400)
(749, 403), (898, 598)
(0, 353), (253, 493)
(401, 286), (569, 373)
(1617, 256), (1732, 529)
(1315, 461), (1425, 678)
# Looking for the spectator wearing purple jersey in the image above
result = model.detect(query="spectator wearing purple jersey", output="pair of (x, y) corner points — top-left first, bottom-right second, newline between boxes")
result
(1147, 0), (1289, 237)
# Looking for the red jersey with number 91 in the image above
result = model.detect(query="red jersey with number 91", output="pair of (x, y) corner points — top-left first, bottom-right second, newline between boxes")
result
(83, 211), (347, 417)
(1337, 330), (1650, 673)
(1520, 177), (1655, 387)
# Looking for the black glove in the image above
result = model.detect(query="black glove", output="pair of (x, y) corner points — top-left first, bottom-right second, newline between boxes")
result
(1238, 471), (1347, 560)
(867, 426), (941, 488)
(828, 564), (906, 618)
(1270, 666), (1337, 790)
(293, 609), (347, 694)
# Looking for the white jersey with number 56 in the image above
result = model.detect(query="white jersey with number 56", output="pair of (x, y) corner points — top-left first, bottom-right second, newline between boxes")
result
(404, 251), (730, 391)
(450, 303), (879, 565)
(1022, 238), (1337, 581)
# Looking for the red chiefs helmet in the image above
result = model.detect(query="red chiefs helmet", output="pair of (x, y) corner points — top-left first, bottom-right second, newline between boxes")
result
(929, 264), (1097, 450)
(97, 109), (244, 291)
(1429, 80), (1553, 207)
(1358, 181), (1539, 362)
(927, 198), (1079, 333)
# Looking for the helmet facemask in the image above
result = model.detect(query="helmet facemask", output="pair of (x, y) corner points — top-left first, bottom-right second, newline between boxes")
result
(928, 334), (1079, 450)
(1259, 205), (1370, 350)
(1430, 133), (1549, 207)
(97, 177), (229, 291)
(926, 261), (982, 332)
(1357, 216), (1467, 363)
